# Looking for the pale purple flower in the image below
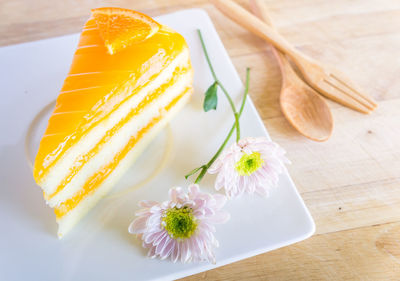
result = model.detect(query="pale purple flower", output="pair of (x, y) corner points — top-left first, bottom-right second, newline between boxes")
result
(128, 184), (230, 263)
(208, 137), (290, 198)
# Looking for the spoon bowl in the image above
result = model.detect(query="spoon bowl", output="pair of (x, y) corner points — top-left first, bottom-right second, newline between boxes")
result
(250, 0), (333, 141)
(278, 56), (333, 141)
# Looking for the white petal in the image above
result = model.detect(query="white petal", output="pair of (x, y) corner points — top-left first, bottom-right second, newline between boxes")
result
(198, 222), (215, 234)
(155, 233), (170, 255)
(212, 194), (227, 210)
(188, 184), (200, 197)
(139, 200), (159, 208)
(214, 172), (225, 191)
(194, 198), (206, 210)
(147, 213), (161, 227)
(134, 209), (151, 217)
(247, 175), (256, 194)
(204, 242), (216, 264)
(128, 216), (147, 234)
(160, 239), (174, 260)
(203, 206), (215, 217)
(180, 241), (188, 263)
(207, 210), (230, 224)
(169, 188), (178, 202)
(172, 242), (180, 263)
(154, 231), (168, 246)
(147, 246), (156, 258)
(144, 231), (163, 244)
(149, 205), (162, 213)
(208, 158), (222, 174)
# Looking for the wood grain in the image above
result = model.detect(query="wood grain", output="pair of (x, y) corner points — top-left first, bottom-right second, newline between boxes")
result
(2, 0), (400, 280)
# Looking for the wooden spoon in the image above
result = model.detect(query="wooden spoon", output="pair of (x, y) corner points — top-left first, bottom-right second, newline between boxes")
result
(212, 0), (376, 114)
(250, 0), (333, 141)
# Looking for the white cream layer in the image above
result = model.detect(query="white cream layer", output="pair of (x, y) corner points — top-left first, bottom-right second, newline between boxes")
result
(56, 88), (192, 238)
(48, 71), (192, 207)
(40, 49), (190, 195)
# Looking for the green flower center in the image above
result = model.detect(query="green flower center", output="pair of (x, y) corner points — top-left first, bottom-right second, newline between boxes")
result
(162, 206), (197, 239)
(235, 152), (264, 176)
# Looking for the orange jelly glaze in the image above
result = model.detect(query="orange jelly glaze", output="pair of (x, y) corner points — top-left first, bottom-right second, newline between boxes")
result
(54, 88), (191, 218)
(33, 18), (187, 184)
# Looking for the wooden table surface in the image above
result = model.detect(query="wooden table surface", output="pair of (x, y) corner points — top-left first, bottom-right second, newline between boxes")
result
(2, 0), (400, 280)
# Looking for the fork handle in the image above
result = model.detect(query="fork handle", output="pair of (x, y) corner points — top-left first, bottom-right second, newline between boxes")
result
(212, 0), (306, 62)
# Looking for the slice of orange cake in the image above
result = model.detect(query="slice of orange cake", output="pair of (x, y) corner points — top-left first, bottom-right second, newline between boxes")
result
(33, 7), (193, 238)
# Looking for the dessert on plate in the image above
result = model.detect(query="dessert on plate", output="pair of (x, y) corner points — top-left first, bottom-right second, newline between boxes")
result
(33, 7), (193, 238)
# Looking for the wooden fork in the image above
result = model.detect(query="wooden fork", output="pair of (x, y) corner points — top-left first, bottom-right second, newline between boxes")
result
(212, 0), (378, 113)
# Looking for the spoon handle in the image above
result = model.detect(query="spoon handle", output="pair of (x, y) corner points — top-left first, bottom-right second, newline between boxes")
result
(212, 0), (305, 61)
(249, 0), (296, 83)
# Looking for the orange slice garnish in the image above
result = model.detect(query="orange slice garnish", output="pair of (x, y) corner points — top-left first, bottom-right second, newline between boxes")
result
(91, 7), (160, 55)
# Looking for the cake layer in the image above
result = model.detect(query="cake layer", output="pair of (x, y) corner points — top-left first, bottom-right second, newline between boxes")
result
(40, 49), (190, 196)
(33, 19), (187, 185)
(56, 87), (193, 238)
(47, 69), (192, 207)
(32, 7), (194, 239)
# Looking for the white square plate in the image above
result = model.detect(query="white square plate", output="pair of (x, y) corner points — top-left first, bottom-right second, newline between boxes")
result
(0, 9), (314, 281)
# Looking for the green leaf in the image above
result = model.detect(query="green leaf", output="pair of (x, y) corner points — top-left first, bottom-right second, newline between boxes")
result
(203, 82), (218, 112)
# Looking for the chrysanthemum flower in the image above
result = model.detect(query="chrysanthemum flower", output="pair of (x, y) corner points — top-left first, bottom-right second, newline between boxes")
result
(128, 184), (230, 263)
(208, 137), (290, 198)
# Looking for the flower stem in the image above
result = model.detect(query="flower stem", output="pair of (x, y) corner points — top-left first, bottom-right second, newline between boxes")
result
(193, 68), (250, 184)
(197, 29), (241, 141)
